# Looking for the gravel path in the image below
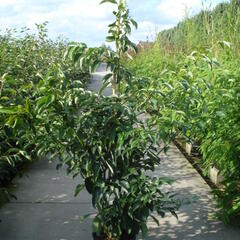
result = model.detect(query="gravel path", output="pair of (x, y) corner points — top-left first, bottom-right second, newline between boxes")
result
(0, 63), (239, 240)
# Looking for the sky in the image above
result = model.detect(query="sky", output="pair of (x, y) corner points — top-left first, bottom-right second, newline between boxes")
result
(0, 0), (228, 46)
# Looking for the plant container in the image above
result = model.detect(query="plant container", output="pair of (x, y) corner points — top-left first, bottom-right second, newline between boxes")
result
(185, 143), (192, 156)
(93, 232), (136, 240)
(209, 166), (224, 185)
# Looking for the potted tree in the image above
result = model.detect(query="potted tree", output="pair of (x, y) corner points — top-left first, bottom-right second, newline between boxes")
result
(60, 1), (180, 239)
(58, 94), (179, 240)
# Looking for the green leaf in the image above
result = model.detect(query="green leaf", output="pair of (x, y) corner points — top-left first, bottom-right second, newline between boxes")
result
(36, 95), (55, 110)
(106, 35), (116, 42)
(216, 111), (226, 118)
(73, 52), (82, 63)
(74, 184), (85, 197)
(85, 177), (94, 194)
(80, 213), (94, 223)
(89, 60), (101, 73)
(219, 40), (231, 49)
(99, 81), (111, 95)
(141, 223), (148, 237)
(92, 217), (101, 235)
(106, 160), (114, 174)
(100, 0), (117, 5)
(127, 40), (138, 53)
(150, 215), (159, 226)
(130, 19), (138, 29)
(0, 107), (18, 114)
(19, 151), (31, 160)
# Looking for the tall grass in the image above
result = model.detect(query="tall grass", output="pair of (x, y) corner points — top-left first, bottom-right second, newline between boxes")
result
(154, 0), (240, 57)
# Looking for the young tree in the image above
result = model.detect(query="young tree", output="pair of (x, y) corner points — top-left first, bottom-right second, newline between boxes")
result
(65, 0), (138, 96)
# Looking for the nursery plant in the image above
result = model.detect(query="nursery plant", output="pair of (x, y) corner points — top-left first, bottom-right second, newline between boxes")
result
(0, 24), (88, 205)
(55, 94), (179, 239)
(126, 0), (240, 223)
(66, 0), (138, 96)
(0, 0), (180, 237)
(61, 0), (180, 239)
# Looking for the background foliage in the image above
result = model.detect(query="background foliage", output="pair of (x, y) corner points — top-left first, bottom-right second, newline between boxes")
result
(0, 23), (89, 204)
(126, 0), (240, 223)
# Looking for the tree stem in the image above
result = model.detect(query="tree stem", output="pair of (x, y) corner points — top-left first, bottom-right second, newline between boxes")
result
(112, 0), (122, 96)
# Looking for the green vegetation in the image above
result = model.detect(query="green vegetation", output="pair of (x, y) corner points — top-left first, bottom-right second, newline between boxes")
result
(1, 1), (180, 239)
(127, 0), (240, 223)
(1, 0), (239, 238)
(158, 0), (240, 55)
(0, 23), (89, 204)
(63, 1), (180, 239)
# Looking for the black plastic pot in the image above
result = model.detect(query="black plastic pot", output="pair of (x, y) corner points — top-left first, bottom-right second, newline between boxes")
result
(92, 232), (136, 240)
(92, 232), (107, 240)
